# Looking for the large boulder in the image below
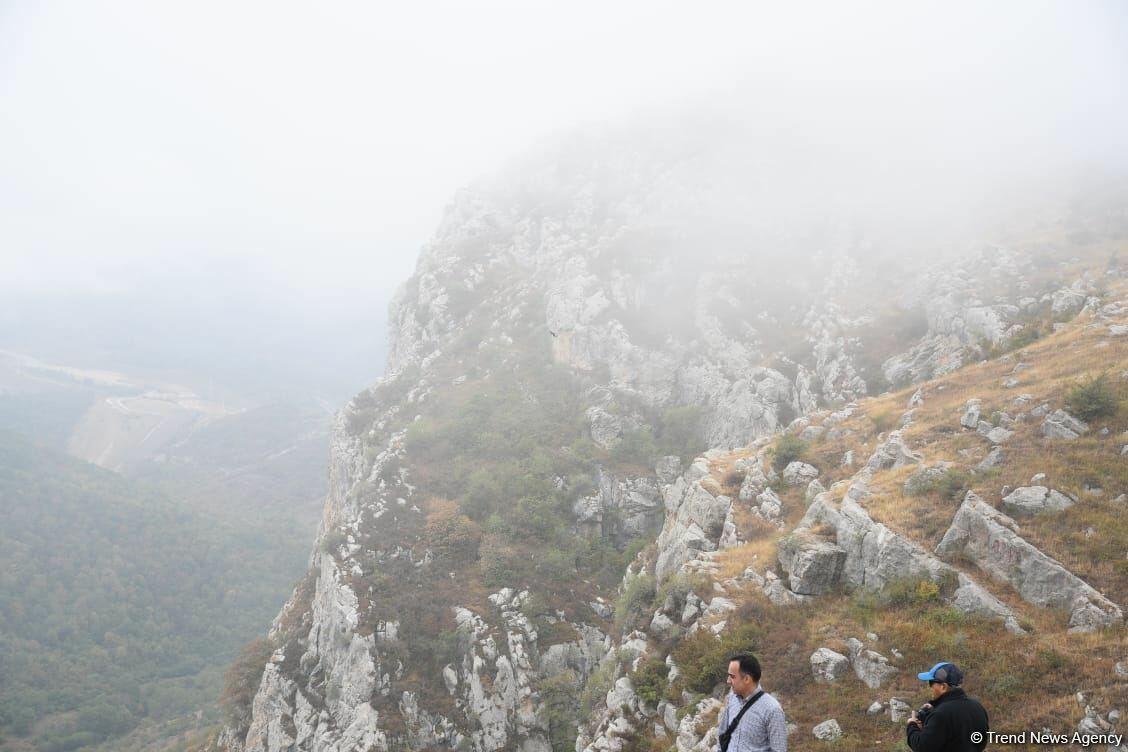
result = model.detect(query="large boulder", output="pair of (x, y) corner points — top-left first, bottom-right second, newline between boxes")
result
(865, 431), (921, 470)
(810, 648), (851, 684)
(1051, 287), (1086, 316)
(1042, 409), (1089, 440)
(754, 487), (784, 524)
(853, 649), (898, 689)
(783, 461), (820, 487)
(936, 492), (1123, 632)
(778, 532), (847, 595)
(1001, 486), (1075, 516)
(960, 400), (982, 429)
(976, 446), (1005, 470)
(812, 719), (842, 741)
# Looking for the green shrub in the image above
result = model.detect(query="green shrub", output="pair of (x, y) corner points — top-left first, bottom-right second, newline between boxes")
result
(538, 672), (580, 752)
(655, 573), (706, 614)
(580, 660), (615, 717)
(656, 405), (706, 460)
(1065, 373), (1119, 421)
(614, 575), (656, 634)
(480, 534), (525, 588)
(534, 547), (577, 587)
(905, 469), (970, 501)
(671, 623), (763, 694)
(319, 529), (347, 554)
(424, 508), (482, 563)
(630, 657), (670, 706)
(772, 434), (807, 473)
(882, 577), (943, 607)
(610, 429), (659, 467)
(1006, 326), (1041, 351)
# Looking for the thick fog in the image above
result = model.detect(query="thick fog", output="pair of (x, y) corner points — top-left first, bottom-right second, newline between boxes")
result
(2, 0), (1126, 399)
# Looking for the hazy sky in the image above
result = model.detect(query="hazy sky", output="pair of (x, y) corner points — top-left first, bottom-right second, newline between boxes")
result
(2, 1), (1126, 300)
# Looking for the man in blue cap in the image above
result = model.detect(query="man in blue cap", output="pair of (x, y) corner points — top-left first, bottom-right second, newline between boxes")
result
(906, 662), (989, 751)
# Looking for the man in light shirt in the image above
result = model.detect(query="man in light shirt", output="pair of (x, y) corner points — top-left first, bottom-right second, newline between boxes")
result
(715, 653), (788, 752)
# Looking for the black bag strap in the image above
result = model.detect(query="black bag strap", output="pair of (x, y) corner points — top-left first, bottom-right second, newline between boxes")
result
(719, 690), (764, 752)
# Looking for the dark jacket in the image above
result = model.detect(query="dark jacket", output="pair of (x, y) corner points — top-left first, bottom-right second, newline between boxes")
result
(906, 687), (989, 752)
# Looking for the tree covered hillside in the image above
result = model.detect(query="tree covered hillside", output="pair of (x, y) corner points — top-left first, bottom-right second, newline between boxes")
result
(0, 432), (310, 752)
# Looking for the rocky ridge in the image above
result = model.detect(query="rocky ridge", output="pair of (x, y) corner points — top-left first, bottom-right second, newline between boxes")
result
(208, 151), (1128, 752)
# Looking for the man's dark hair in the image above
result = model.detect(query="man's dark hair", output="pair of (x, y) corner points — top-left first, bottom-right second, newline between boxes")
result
(729, 653), (761, 682)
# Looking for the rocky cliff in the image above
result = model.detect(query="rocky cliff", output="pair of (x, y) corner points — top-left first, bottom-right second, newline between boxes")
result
(207, 128), (1127, 752)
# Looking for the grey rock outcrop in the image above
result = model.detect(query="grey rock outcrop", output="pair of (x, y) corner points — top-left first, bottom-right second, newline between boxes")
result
(903, 463), (952, 496)
(889, 698), (913, 724)
(810, 648), (851, 683)
(960, 400), (982, 429)
(655, 456), (682, 484)
(805, 479), (827, 503)
(783, 461), (820, 487)
(936, 492), (1123, 632)
(778, 532), (847, 595)
(812, 719), (842, 741)
(655, 461), (731, 580)
(800, 476), (1024, 633)
(575, 470), (662, 543)
(865, 431), (922, 470)
(1042, 409), (1089, 440)
(976, 446), (1004, 470)
(1001, 486), (1075, 516)
(882, 250), (1031, 387)
(1052, 287), (1086, 317)
(586, 406), (629, 449)
(853, 649), (898, 689)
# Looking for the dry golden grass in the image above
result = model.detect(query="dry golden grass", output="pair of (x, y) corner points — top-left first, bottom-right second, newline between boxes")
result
(715, 536), (779, 581)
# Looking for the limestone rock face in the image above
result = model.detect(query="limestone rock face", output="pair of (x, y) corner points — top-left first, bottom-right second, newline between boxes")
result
(778, 532), (847, 595)
(586, 406), (627, 449)
(574, 470), (663, 543)
(799, 476), (1023, 632)
(1001, 486), (1075, 516)
(655, 462), (732, 580)
(655, 456), (683, 484)
(216, 124), (1126, 752)
(936, 493), (1123, 632)
(889, 698), (913, 723)
(881, 247), (1033, 387)
(674, 698), (723, 752)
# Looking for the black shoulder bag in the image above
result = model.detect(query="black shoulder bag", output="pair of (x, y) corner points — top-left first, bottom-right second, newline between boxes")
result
(719, 689), (764, 752)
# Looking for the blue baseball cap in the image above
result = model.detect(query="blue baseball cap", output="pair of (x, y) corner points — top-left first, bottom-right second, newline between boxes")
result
(917, 662), (963, 686)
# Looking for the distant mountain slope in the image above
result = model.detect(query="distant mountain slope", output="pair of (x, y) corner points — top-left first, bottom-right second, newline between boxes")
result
(0, 432), (311, 752)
